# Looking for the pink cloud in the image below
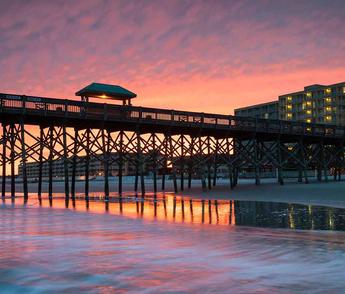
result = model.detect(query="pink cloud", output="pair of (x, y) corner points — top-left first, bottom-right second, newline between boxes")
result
(0, 0), (344, 113)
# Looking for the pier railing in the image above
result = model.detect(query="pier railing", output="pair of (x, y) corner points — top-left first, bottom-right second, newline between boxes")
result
(1, 93), (345, 138)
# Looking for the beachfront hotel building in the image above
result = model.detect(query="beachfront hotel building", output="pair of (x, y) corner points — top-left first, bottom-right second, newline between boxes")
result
(17, 153), (154, 180)
(235, 82), (345, 125)
(233, 101), (279, 120)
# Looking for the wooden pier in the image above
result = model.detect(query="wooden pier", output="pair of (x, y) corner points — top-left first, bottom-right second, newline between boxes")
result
(0, 92), (344, 202)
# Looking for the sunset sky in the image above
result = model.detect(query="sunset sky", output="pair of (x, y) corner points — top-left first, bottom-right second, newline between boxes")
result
(0, 0), (344, 114)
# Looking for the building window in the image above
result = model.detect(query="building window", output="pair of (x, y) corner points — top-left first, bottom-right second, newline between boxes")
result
(306, 110), (312, 115)
(325, 106), (332, 112)
(287, 113), (292, 119)
(325, 97), (332, 103)
(325, 115), (332, 122)
(325, 88), (331, 94)
(306, 118), (311, 123)
(287, 96), (292, 102)
(306, 92), (312, 98)
(306, 101), (312, 107)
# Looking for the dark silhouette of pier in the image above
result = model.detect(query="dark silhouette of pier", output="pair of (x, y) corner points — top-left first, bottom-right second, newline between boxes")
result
(0, 92), (344, 202)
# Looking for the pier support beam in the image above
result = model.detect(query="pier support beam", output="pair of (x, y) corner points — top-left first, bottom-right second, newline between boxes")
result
(134, 132), (139, 193)
(199, 135), (207, 192)
(2, 124), (7, 198)
(136, 129), (145, 195)
(63, 125), (69, 201)
(300, 140), (309, 184)
(71, 129), (78, 200)
(48, 125), (53, 200)
(213, 139), (218, 187)
(20, 122), (28, 202)
(321, 142), (328, 182)
(188, 136), (194, 189)
(277, 138), (284, 185)
(207, 136), (212, 190)
(102, 129), (109, 200)
(169, 135), (178, 193)
(161, 134), (168, 191)
(226, 138), (234, 189)
(338, 144), (342, 180)
(10, 123), (15, 199)
(254, 137), (260, 185)
(38, 127), (44, 201)
(85, 128), (90, 200)
(233, 139), (239, 187)
(180, 135), (184, 191)
(152, 133), (157, 194)
(118, 130), (124, 195)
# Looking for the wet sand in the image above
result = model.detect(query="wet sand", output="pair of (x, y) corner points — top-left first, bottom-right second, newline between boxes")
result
(2, 202), (345, 293)
(7, 177), (345, 208)
(180, 178), (345, 208)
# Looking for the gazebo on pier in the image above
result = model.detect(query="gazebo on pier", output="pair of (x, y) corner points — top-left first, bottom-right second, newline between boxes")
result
(76, 82), (137, 105)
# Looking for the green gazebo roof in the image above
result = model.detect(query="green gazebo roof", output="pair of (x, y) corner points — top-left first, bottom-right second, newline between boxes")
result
(75, 83), (137, 100)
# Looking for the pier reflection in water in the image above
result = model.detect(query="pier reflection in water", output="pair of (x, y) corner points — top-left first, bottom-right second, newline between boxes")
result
(5, 194), (345, 231)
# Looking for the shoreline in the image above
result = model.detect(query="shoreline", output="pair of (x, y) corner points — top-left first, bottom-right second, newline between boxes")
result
(3, 177), (345, 208)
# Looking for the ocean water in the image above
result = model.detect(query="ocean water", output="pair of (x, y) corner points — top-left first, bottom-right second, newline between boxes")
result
(1, 195), (345, 293)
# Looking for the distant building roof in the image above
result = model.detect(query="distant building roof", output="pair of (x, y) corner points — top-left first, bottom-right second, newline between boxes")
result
(304, 84), (326, 91)
(75, 83), (137, 101)
(279, 81), (345, 97)
(234, 100), (278, 112)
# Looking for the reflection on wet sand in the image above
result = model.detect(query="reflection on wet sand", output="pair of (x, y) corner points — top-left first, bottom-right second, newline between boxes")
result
(3, 195), (236, 226)
(3, 194), (345, 231)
